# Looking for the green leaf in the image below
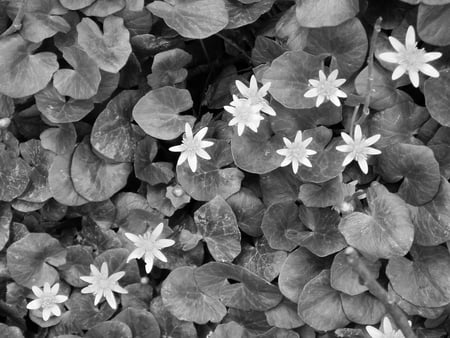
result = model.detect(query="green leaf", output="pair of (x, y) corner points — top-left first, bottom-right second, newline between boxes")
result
(261, 201), (304, 251)
(53, 46), (101, 100)
(252, 36), (287, 66)
(60, 245), (93, 287)
(298, 270), (350, 331)
(93, 70), (120, 103)
(387, 245), (450, 307)
(0, 203), (12, 251)
(59, 0), (95, 10)
(341, 293), (385, 325)
(287, 206), (347, 257)
(147, 48), (192, 89)
(410, 177), (450, 246)
(377, 143), (441, 206)
(417, 4), (450, 46)
(278, 247), (330, 303)
(133, 86), (195, 140)
(298, 175), (345, 208)
(194, 196), (241, 262)
(259, 168), (300, 206)
(177, 139), (244, 201)
(304, 18), (367, 78)
(71, 139), (132, 202)
(85, 321), (132, 338)
(121, 283), (153, 311)
(339, 182), (414, 259)
(0, 34), (58, 98)
(91, 90), (141, 162)
(296, 0), (359, 27)
(77, 16), (131, 73)
(224, 0), (275, 29)
(35, 84), (94, 123)
(265, 299), (304, 329)
(0, 323), (24, 338)
(7, 233), (66, 288)
(195, 262), (283, 311)
(262, 51), (325, 109)
(40, 123), (77, 155)
(429, 144), (450, 179)
(161, 266), (227, 324)
(113, 308), (160, 338)
(425, 69), (450, 127)
(0, 150), (30, 202)
(147, 0), (228, 39)
(81, 0), (125, 17)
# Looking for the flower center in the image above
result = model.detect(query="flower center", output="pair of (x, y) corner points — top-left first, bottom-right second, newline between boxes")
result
(399, 47), (426, 72)
(97, 278), (112, 290)
(288, 145), (307, 161)
(183, 138), (201, 154)
(40, 295), (56, 309)
(318, 81), (337, 97)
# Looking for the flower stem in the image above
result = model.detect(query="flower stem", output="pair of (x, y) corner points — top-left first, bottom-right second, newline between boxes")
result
(355, 17), (383, 126)
(349, 104), (360, 138)
(344, 247), (417, 338)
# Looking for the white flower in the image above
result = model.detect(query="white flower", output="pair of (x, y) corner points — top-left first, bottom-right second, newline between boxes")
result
(378, 25), (442, 88)
(336, 125), (381, 174)
(276, 130), (317, 174)
(125, 223), (176, 274)
(366, 316), (410, 338)
(224, 95), (265, 136)
(26, 282), (67, 321)
(79, 262), (128, 309)
(169, 123), (214, 172)
(235, 75), (276, 116)
(304, 69), (347, 107)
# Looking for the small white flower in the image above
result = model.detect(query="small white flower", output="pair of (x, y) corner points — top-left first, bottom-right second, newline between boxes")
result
(276, 130), (317, 174)
(26, 282), (68, 321)
(366, 316), (410, 338)
(336, 125), (381, 174)
(125, 223), (175, 274)
(235, 75), (276, 116)
(169, 123), (214, 172)
(79, 262), (128, 309)
(304, 69), (347, 107)
(224, 95), (265, 136)
(378, 25), (442, 88)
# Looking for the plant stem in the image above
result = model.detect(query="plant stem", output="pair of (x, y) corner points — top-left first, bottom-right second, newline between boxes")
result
(216, 33), (253, 62)
(345, 247), (417, 338)
(1, 0), (27, 37)
(355, 16), (383, 126)
(349, 104), (360, 138)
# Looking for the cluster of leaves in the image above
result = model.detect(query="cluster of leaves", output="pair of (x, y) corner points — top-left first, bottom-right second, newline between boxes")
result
(0, 0), (449, 337)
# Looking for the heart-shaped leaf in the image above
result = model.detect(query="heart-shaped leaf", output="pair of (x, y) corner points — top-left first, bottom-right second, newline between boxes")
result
(341, 292), (385, 325)
(60, 245), (94, 287)
(7, 233), (66, 288)
(0, 203), (12, 251)
(81, 0), (125, 17)
(40, 123), (77, 155)
(259, 168), (300, 206)
(0, 35), (58, 98)
(85, 321), (132, 338)
(77, 16), (131, 73)
(194, 195), (241, 262)
(265, 299), (304, 329)
(339, 182), (414, 259)
(113, 308), (160, 338)
(147, 0), (228, 39)
(133, 86), (195, 140)
(424, 69), (450, 127)
(224, 0), (275, 29)
(298, 175), (345, 208)
(417, 4), (450, 46)
(295, 0), (359, 27)
(147, 48), (192, 89)
(0, 150), (30, 202)
(59, 0), (95, 10)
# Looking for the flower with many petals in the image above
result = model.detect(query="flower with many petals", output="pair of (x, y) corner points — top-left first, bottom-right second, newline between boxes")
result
(27, 282), (67, 321)
(169, 123), (214, 172)
(276, 130), (317, 174)
(304, 69), (347, 107)
(366, 316), (409, 338)
(125, 223), (175, 274)
(378, 25), (442, 88)
(235, 75), (276, 116)
(80, 262), (128, 309)
(336, 125), (381, 174)
(224, 95), (265, 136)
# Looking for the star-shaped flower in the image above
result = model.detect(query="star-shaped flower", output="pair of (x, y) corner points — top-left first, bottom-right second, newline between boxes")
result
(26, 282), (68, 321)
(276, 130), (317, 174)
(169, 123), (214, 172)
(304, 69), (347, 107)
(125, 223), (176, 274)
(378, 25), (442, 88)
(224, 95), (265, 136)
(336, 125), (381, 174)
(79, 262), (128, 309)
(366, 316), (409, 338)
(235, 75), (276, 116)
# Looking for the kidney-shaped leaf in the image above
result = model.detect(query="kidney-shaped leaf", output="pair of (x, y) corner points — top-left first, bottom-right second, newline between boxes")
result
(133, 86), (195, 140)
(81, 0), (125, 17)
(341, 292), (385, 325)
(0, 150), (30, 202)
(147, 48), (192, 89)
(425, 69), (450, 127)
(296, 0), (359, 27)
(194, 195), (241, 262)
(387, 245), (450, 307)
(85, 321), (132, 338)
(147, 0), (228, 39)
(417, 4), (450, 46)
(161, 266), (227, 324)
(113, 308), (160, 338)
(195, 262), (283, 311)
(377, 143), (440, 206)
(7, 233), (66, 288)
(0, 35), (58, 98)
(298, 270), (349, 331)
(339, 182), (414, 259)
(59, 0), (95, 10)
(224, 0), (275, 29)
(77, 16), (131, 73)
(0, 203), (12, 251)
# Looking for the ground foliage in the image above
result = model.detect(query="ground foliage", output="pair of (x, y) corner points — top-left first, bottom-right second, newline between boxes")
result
(0, 0), (449, 337)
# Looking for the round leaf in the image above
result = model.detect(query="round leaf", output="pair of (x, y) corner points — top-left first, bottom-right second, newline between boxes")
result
(77, 16), (131, 73)
(133, 86), (195, 140)
(59, 0), (95, 10)
(341, 293), (385, 325)
(85, 321), (132, 338)
(40, 124), (77, 156)
(417, 4), (450, 46)
(113, 308), (160, 338)
(265, 299), (304, 329)
(224, 0), (275, 29)
(296, 0), (359, 27)
(7, 233), (66, 288)
(425, 69), (450, 127)
(147, 0), (228, 39)
(0, 35), (58, 98)
(0, 203), (12, 251)
(0, 150), (30, 202)
(81, 0), (125, 17)
(60, 245), (93, 287)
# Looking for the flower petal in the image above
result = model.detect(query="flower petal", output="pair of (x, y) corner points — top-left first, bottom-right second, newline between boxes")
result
(27, 299), (42, 310)
(354, 125), (362, 142)
(196, 149), (211, 160)
(187, 154), (198, 172)
(405, 25), (416, 49)
(276, 149), (288, 156)
(365, 147), (382, 155)
(388, 36), (405, 53)
(279, 157), (291, 167)
(364, 134), (381, 146)
(94, 291), (103, 306)
(195, 127), (208, 141)
(51, 305), (61, 317)
(261, 104), (276, 116)
(392, 66), (406, 80)
(144, 257), (154, 273)
(316, 95), (325, 107)
(329, 95), (341, 107)
(328, 69), (339, 81)
(408, 70), (420, 88)
(336, 89), (347, 98)
(419, 64), (440, 78)
(54, 295), (68, 303)
(249, 75), (258, 94)
(81, 285), (96, 294)
(366, 326), (384, 338)
(32, 286), (43, 298)
(42, 308), (51, 321)
(336, 144), (353, 153)
(235, 80), (250, 97)
(423, 52), (442, 62)
(342, 153), (355, 166)
(104, 290), (117, 309)
(127, 248), (145, 262)
(291, 160), (299, 174)
(79, 276), (96, 284)
(153, 249), (168, 262)
(151, 223), (164, 240)
(357, 158), (369, 174)
(318, 70), (326, 81)
(124, 232), (140, 242)
(109, 271), (126, 282)
(308, 79), (319, 86)
(184, 123), (193, 139)
(259, 82), (271, 97)
(112, 284), (128, 294)
(304, 88), (319, 98)
(156, 239), (176, 249)
(177, 152), (188, 166)
(340, 131), (353, 145)
(300, 157), (312, 167)
(379, 52), (400, 63)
